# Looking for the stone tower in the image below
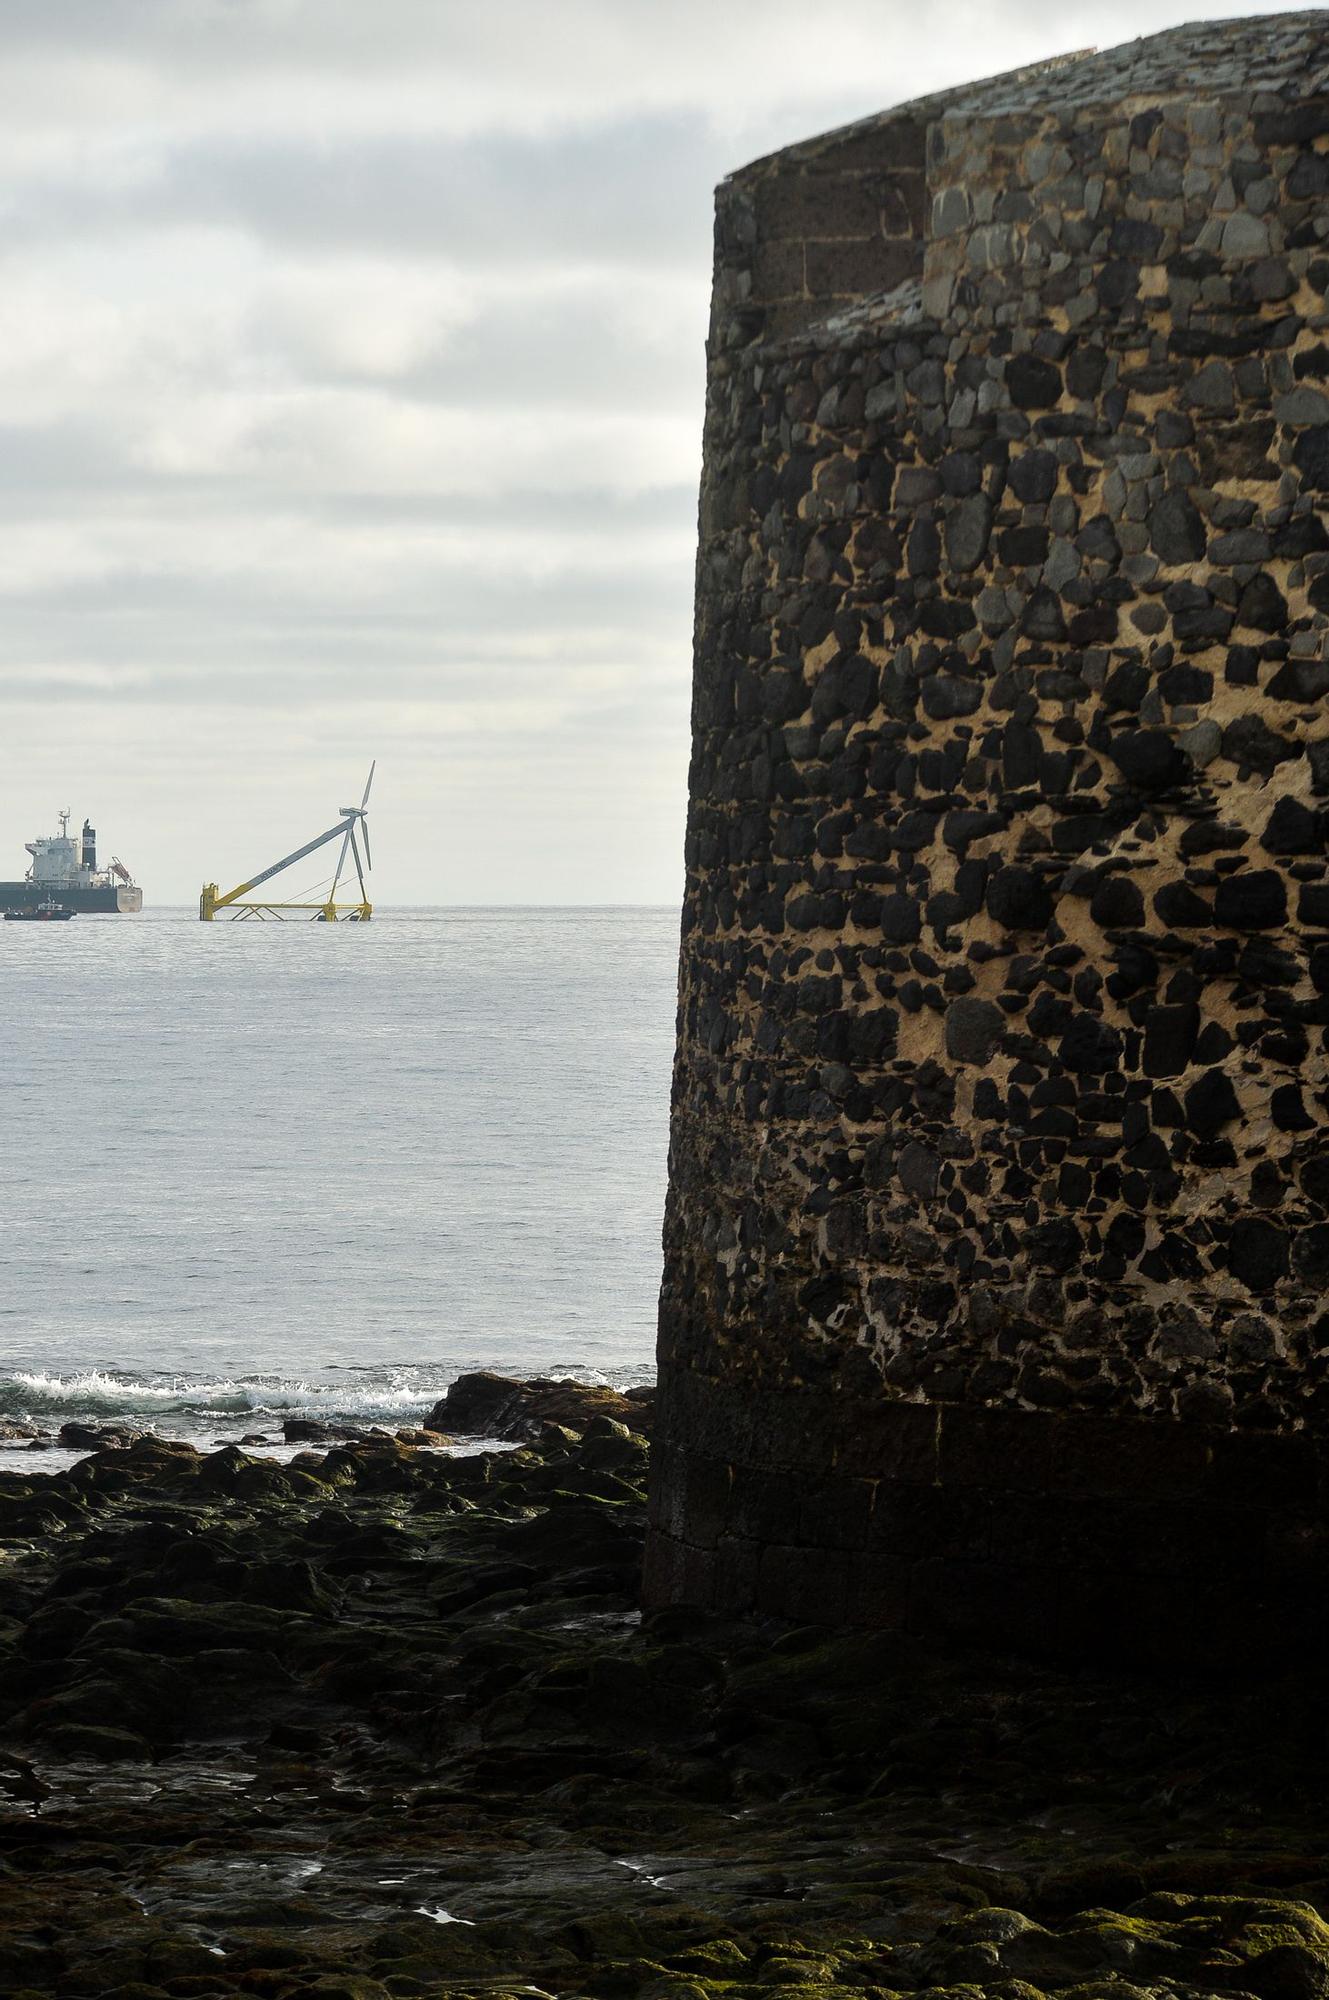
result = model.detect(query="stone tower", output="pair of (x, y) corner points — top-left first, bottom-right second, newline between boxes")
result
(644, 14), (1329, 1663)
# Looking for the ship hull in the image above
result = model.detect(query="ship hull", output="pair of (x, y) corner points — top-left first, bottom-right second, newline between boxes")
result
(0, 882), (142, 913)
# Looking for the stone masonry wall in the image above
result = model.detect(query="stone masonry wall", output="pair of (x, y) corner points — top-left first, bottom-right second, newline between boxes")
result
(645, 13), (1329, 1663)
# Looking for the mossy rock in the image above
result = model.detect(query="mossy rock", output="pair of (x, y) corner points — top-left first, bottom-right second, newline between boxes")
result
(301, 1979), (396, 2000)
(942, 1912), (1046, 1945)
(638, 1981), (728, 2000)
(36, 1722), (154, 1761)
(669, 1941), (752, 1972)
(1233, 1913), (1329, 1955)
(760, 1986), (842, 2000)
(757, 1957), (839, 1985)
(578, 1958), (674, 1996)
(1245, 1944), (1329, 2000)
(1052, 1984), (1160, 2000)
(1034, 1861), (1148, 1913)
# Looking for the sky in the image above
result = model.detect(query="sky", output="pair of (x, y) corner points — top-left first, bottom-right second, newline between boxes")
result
(0, 0), (1313, 906)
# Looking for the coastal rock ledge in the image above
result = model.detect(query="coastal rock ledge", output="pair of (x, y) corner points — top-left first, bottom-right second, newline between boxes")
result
(1, 1421), (1328, 1995)
(645, 12), (1329, 1665)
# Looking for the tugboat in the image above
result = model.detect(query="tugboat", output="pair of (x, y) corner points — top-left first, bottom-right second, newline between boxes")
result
(5, 897), (74, 922)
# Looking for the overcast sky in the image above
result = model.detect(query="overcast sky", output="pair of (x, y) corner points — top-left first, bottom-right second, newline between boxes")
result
(0, 0), (1310, 906)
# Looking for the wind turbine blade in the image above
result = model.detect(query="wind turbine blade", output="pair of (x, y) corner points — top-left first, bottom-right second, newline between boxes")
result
(361, 759), (376, 810)
(331, 822), (353, 899)
(349, 827), (367, 903)
(361, 822), (372, 872)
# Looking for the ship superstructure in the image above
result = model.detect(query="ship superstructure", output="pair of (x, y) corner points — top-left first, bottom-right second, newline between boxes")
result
(2, 811), (142, 914)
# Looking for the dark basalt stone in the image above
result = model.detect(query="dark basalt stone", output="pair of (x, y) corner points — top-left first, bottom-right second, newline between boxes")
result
(813, 652), (878, 721)
(1007, 448), (1058, 502)
(1149, 491), (1207, 564)
(1159, 664), (1213, 705)
(944, 493), (993, 572)
(921, 673), (983, 718)
(1007, 353), (1062, 408)
(1021, 586), (1067, 640)
(1222, 715), (1299, 773)
(985, 866), (1054, 931)
(1294, 1223), (1329, 1278)
(1272, 1085), (1315, 1132)
(1143, 1004), (1200, 1078)
(1111, 215), (1163, 259)
(1098, 260), (1138, 309)
(880, 892), (922, 943)
(1089, 875), (1145, 928)
(1228, 1216), (1290, 1293)
(1262, 797), (1321, 856)
(908, 516), (942, 576)
(1107, 729), (1188, 791)
(1213, 869), (1288, 931)
(1289, 150), (1329, 199)
(1292, 426), (1329, 489)
(1024, 1217), (1081, 1270)
(1182, 1068), (1240, 1139)
(918, 598), (977, 640)
(944, 996), (1005, 1064)
(898, 1140), (941, 1197)
(1238, 573), (1289, 632)
(425, 1371), (653, 1441)
(1058, 1014), (1123, 1074)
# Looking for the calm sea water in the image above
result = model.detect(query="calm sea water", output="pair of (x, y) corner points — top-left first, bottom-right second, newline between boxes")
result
(0, 907), (678, 1455)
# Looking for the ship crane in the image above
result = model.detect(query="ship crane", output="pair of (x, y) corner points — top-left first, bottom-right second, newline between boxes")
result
(199, 763), (375, 922)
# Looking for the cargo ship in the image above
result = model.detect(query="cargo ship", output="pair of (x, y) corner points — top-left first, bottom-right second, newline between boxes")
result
(1, 811), (142, 914)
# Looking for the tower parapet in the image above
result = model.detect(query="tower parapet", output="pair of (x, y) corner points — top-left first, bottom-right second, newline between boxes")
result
(646, 13), (1329, 1664)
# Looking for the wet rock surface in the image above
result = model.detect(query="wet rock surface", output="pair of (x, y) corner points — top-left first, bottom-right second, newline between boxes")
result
(425, 1370), (656, 1441)
(1, 1413), (1326, 1999)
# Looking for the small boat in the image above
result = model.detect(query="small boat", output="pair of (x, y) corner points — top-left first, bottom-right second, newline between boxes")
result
(5, 899), (74, 922)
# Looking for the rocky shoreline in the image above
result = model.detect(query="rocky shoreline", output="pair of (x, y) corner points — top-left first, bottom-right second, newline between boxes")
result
(1, 1374), (1326, 2000)
(0, 1371), (655, 1458)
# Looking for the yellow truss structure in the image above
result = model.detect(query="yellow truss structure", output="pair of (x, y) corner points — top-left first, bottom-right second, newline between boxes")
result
(200, 763), (375, 923)
(199, 886), (371, 922)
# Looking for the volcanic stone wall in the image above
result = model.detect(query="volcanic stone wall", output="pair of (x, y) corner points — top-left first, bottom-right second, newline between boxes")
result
(645, 14), (1329, 1663)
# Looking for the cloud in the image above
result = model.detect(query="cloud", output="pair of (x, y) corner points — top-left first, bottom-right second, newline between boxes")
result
(0, 118), (720, 268)
(0, 0), (1309, 903)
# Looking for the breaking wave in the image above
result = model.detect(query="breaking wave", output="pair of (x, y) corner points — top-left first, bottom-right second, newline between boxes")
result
(0, 1359), (636, 1429)
(0, 1368), (441, 1424)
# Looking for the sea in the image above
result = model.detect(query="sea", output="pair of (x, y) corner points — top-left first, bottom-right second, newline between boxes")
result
(0, 907), (678, 1471)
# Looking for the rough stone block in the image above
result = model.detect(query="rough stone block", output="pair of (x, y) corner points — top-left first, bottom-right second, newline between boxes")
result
(755, 1541), (852, 1624)
(834, 1400), (939, 1481)
(845, 1553), (913, 1628)
(866, 1481), (992, 1562)
(909, 1558), (1055, 1652)
(1207, 1430), (1320, 1512)
(750, 240), (804, 300)
(805, 236), (919, 299)
(1047, 1414), (1211, 1502)
(938, 1405), (1058, 1493)
(757, 172), (891, 242)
